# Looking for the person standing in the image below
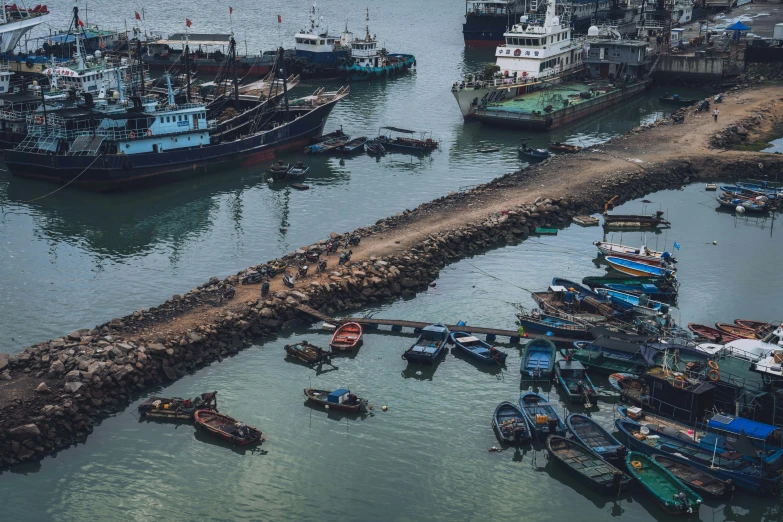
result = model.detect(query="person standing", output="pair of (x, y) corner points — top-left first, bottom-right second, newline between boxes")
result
(713, 108), (719, 122)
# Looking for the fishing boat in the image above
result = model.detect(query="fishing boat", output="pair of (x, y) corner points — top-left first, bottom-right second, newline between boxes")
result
(376, 127), (439, 154)
(402, 323), (449, 364)
(329, 322), (363, 351)
(565, 346), (647, 375)
(518, 391), (567, 438)
(492, 401), (532, 444)
(550, 277), (635, 315)
(705, 412), (783, 450)
(548, 142), (580, 153)
(616, 419), (783, 495)
(449, 332), (507, 364)
(304, 388), (368, 413)
(518, 141), (549, 161)
(286, 162), (309, 181)
(624, 451), (702, 514)
(555, 359), (598, 405)
(582, 276), (678, 299)
(605, 256), (676, 279)
(608, 374), (650, 406)
(734, 319), (775, 336)
(516, 309), (591, 339)
(687, 323), (739, 343)
(138, 391), (218, 421)
(519, 338), (556, 381)
(603, 210), (671, 229)
(566, 413), (626, 464)
(597, 288), (669, 316)
(305, 135), (351, 154)
(715, 323), (756, 340)
(364, 139), (385, 155)
(616, 405), (704, 442)
(547, 436), (631, 494)
(193, 410), (264, 446)
(341, 136), (368, 154)
(716, 193), (773, 213)
(269, 160), (291, 180)
(658, 93), (698, 106)
(284, 341), (332, 365)
(593, 241), (677, 265)
(651, 455), (734, 499)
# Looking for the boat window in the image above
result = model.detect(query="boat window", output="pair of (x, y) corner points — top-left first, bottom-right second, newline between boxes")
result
(160, 117), (164, 123)
(166, 116), (170, 122)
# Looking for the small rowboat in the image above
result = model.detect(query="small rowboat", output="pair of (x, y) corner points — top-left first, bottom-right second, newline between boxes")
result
(402, 323), (449, 364)
(269, 160), (290, 181)
(567, 414), (626, 464)
(625, 452), (702, 515)
(492, 401), (531, 444)
(735, 319), (775, 335)
(138, 391), (218, 421)
(286, 162), (309, 181)
(688, 323), (739, 343)
(605, 256), (676, 279)
(304, 388), (368, 413)
(518, 145), (550, 161)
(450, 332), (507, 364)
(715, 322), (756, 340)
(520, 338), (556, 381)
(555, 360), (599, 405)
(518, 391), (567, 437)
(330, 322), (363, 351)
(651, 454), (734, 499)
(593, 240), (677, 265)
(341, 136), (368, 154)
(193, 410), (264, 446)
(284, 341), (332, 365)
(364, 140), (385, 155)
(547, 436), (631, 494)
(548, 142), (580, 153)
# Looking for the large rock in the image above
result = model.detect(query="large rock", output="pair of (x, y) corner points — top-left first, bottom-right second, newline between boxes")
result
(34, 382), (50, 394)
(8, 424), (40, 441)
(63, 382), (83, 393)
(49, 360), (65, 375)
(0, 353), (8, 371)
(162, 366), (177, 380)
(147, 343), (167, 353)
(65, 370), (81, 382)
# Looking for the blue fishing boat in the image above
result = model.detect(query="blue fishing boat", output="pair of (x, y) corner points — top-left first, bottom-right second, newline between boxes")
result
(518, 391), (567, 438)
(706, 412), (783, 450)
(341, 136), (367, 154)
(449, 332), (507, 365)
(286, 162), (309, 181)
(402, 323), (449, 364)
(555, 360), (598, 405)
(492, 401), (532, 444)
(567, 413), (626, 464)
(304, 135), (351, 154)
(615, 419), (783, 496)
(518, 141), (550, 161)
(519, 338), (556, 381)
(603, 282), (678, 299)
(597, 288), (669, 316)
(717, 192), (774, 213)
(551, 277), (634, 312)
(516, 309), (591, 339)
(605, 256), (677, 279)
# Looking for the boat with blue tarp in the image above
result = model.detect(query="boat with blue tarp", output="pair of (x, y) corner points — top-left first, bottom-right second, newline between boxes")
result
(582, 275), (679, 298)
(305, 134), (351, 154)
(597, 288), (669, 316)
(402, 323), (449, 364)
(450, 331), (507, 365)
(304, 388), (368, 413)
(518, 391), (567, 438)
(555, 359), (598, 405)
(520, 338), (556, 381)
(492, 401), (532, 444)
(605, 256), (677, 279)
(705, 412), (783, 450)
(566, 413), (626, 464)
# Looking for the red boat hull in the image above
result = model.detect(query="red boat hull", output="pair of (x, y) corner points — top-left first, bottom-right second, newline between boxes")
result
(330, 322), (363, 351)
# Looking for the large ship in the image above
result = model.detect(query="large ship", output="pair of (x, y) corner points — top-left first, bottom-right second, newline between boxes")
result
(463, 0), (525, 47)
(0, 2), (49, 54)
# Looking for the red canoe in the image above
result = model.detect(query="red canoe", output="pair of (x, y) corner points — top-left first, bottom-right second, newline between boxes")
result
(194, 410), (264, 446)
(330, 322), (363, 351)
(715, 323), (756, 340)
(688, 323), (740, 343)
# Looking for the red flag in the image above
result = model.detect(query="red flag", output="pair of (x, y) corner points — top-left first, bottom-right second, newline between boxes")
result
(229, 7), (233, 14)
(135, 11), (141, 21)
(185, 18), (192, 28)
(277, 14), (281, 24)
(77, 18), (84, 27)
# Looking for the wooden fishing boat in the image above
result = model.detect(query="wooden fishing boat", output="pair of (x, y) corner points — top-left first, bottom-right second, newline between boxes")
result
(449, 332), (507, 364)
(605, 256), (676, 279)
(651, 455), (734, 498)
(284, 341), (332, 365)
(734, 319), (775, 336)
(555, 360), (598, 405)
(716, 193), (773, 213)
(518, 391), (567, 437)
(548, 142), (580, 153)
(304, 135), (350, 154)
(566, 413), (626, 464)
(547, 436), (631, 494)
(330, 322), (363, 351)
(608, 373), (650, 406)
(138, 391), (218, 421)
(582, 276), (678, 299)
(492, 401), (532, 444)
(687, 323), (739, 343)
(550, 277), (634, 313)
(566, 348), (646, 375)
(603, 210), (671, 229)
(193, 410), (264, 446)
(625, 451), (702, 514)
(304, 388), (368, 413)
(715, 322), (756, 340)
(376, 127), (439, 154)
(341, 136), (368, 154)
(269, 160), (290, 181)
(593, 241), (676, 265)
(364, 140), (385, 155)
(402, 323), (449, 364)
(616, 405), (704, 442)
(516, 309), (591, 339)
(519, 338), (556, 381)
(518, 144), (550, 161)
(286, 161), (309, 180)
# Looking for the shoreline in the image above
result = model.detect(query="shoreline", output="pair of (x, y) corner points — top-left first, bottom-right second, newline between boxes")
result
(3, 82), (783, 471)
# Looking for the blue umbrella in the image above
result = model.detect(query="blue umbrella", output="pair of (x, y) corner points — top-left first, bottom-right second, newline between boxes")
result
(726, 21), (751, 41)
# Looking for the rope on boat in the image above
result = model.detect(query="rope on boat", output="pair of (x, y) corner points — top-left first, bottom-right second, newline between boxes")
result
(23, 154), (104, 203)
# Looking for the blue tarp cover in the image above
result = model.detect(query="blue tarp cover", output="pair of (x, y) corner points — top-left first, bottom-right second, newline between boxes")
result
(327, 389), (350, 403)
(726, 21), (751, 31)
(708, 414), (778, 439)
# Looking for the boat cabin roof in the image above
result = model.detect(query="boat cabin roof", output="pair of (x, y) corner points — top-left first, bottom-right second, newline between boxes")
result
(707, 414), (782, 440)
(456, 336), (480, 344)
(328, 389), (350, 399)
(557, 359), (586, 371)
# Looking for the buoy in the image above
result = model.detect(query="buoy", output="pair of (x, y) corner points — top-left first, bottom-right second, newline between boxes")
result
(325, 405), (330, 410)
(382, 405), (388, 412)
(712, 240), (717, 245)
(736, 206), (745, 214)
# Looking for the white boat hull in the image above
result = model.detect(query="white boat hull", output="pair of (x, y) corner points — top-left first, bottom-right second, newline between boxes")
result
(0, 15), (48, 54)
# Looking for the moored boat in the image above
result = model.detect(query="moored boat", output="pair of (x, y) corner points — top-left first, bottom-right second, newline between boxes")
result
(518, 141), (549, 161)
(716, 192), (774, 213)
(284, 341), (332, 365)
(340, 136), (368, 154)
(304, 388), (368, 413)
(624, 451), (702, 514)
(715, 322), (756, 340)
(658, 93), (697, 106)
(734, 319), (775, 336)
(605, 256), (676, 279)
(376, 126), (438, 154)
(608, 374), (649, 406)
(269, 160), (290, 181)
(566, 413), (626, 464)
(593, 240), (677, 265)
(555, 359), (598, 405)
(603, 210), (671, 229)
(193, 410), (264, 446)
(449, 332), (507, 364)
(565, 346), (647, 375)
(597, 288), (669, 316)
(492, 401), (532, 444)
(582, 276), (678, 299)
(138, 391), (218, 421)
(547, 436), (631, 494)
(518, 391), (567, 438)
(364, 139), (385, 155)
(520, 338), (556, 381)
(286, 161), (309, 181)
(516, 309), (591, 339)
(687, 323), (739, 343)
(330, 322), (363, 351)
(305, 134), (351, 154)
(548, 142), (580, 153)
(402, 323), (449, 364)
(651, 454), (735, 499)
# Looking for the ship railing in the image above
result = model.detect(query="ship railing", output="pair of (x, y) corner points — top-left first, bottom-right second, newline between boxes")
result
(467, 6), (508, 16)
(153, 102), (208, 114)
(0, 108), (28, 121)
(637, 20), (665, 29)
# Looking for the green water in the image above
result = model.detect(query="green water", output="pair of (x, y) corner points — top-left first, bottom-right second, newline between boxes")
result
(1, 1), (781, 520)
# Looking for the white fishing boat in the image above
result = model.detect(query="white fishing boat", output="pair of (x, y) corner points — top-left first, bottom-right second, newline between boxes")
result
(593, 240), (676, 265)
(0, 2), (49, 54)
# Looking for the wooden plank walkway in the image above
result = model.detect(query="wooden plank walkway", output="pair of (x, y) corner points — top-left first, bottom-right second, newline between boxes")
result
(295, 305), (578, 345)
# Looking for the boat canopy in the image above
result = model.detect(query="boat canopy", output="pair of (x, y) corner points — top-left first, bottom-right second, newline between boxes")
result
(708, 414), (781, 441)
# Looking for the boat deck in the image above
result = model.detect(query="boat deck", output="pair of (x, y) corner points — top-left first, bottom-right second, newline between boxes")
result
(481, 83), (595, 115)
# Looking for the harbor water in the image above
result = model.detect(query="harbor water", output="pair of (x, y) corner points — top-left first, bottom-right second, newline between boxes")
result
(1, 0), (780, 520)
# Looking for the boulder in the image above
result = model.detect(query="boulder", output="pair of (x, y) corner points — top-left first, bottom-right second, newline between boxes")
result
(8, 424), (41, 441)
(162, 366), (177, 380)
(147, 343), (167, 353)
(0, 353), (9, 371)
(49, 360), (65, 375)
(63, 382), (83, 393)
(34, 382), (50, 394)
(65, 370), (81, 382)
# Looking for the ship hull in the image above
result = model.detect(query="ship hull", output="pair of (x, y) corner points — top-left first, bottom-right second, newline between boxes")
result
(6, 99), (340, 191)
(463, 14), (511, 47)
(339, 54), (415, 82)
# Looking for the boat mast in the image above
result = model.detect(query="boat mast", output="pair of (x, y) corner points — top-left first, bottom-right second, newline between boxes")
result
(184, 33), (191, 103)
(230, 36), (239, 108)
(136, 37), (145, 97)
(278, 46), (289, 120)
(73, 6), (86, 71)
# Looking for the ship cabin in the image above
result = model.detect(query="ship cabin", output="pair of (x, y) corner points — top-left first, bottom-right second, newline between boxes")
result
(644, 366), (715, 425)
(294, 32), (339, 54)
(350, 36), (381, 67)
(570, 0), (611, 25)
(467, 0), (514, 17)
(585, 39), (648, 79)
(0, 64), (13, 94)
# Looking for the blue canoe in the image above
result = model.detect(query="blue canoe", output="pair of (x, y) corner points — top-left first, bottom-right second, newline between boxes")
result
(615, 419), (783, 495)
(518, 391), (567, 438)
(493, 401), (532, 444)
(605, 256), (677, 278)
(566, 413), (626, 464)
(450, 332), (507, 365)
(520, 338), (556, 381)
(402, 323), (449, 364)
(341, 136), (368, 154)
(598, 288), (669, 316)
